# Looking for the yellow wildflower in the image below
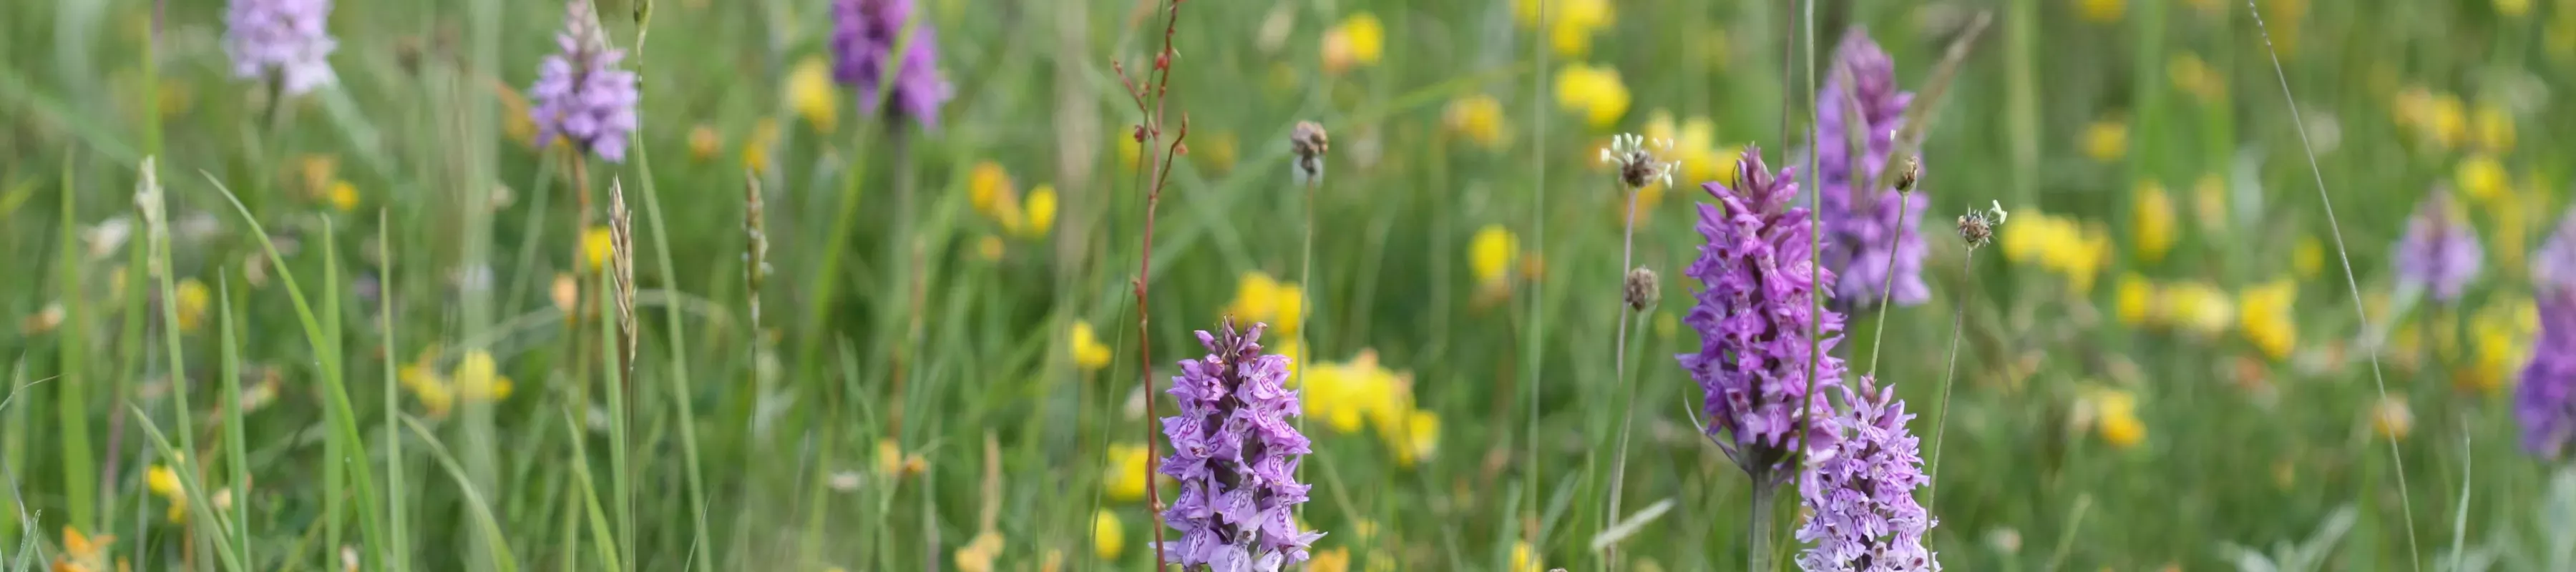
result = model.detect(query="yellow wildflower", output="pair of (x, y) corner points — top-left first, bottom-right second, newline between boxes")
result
(52, 528), (114, 572)
(1322, 13), (1386, 74)
(147, 463), (187, 523)
(1070, 321), (1113, 372)
(297, 154), (338, 196)
(1511, 540), (1543, 572)
(1024, 184), (1058, 237)
(787, 56), (841, 133)
(954, 531), (1002, 572)
(1224, 272), (1306, 336)
(581, 226), (613, 272)
(2474, 101), (2514, 152)
(2167, 52), (2224, 102)
(2240, 278), (2298, 360)
(2262, 0), (2308, 54)
(1445, 94), (1510, 150)
(2082, 117), (2128, 162)
(1092, 510), (1125, 561)
(2076, 0), (2125, 23)
(2000, 209), (2111, 293)
(2426, 92), (2469, 149)
(1397, 409), (1441, 467)
(2114, 274), (2156, 326)
(2293, 237), (2324, 279)
(1515, 0), (1616, 57)
(687, 124), (721, 162)
(2089, 389), (2145, 449)
(2371, 396), (2414, 440)
(1103, 443), (1149, 502)
(2456, 154), (2510, 204)
(1554, 63), (1630, 129)
(174, 278), (212, 332)
(452, 350), (514, 404)
(1642, 109), (1735, 193)
(741, 119), (780, 176)
(967, 161), (1026, 234)
(326, 181), (360, 212)
(1309, 548), (1352, 572)
(1471, 224), (1521, 295)
(1117, 132), (1143, 172)
(2459, 297), (2537, 394)
(2132, 181), (2174, 263)
(875, 438), (927, 478)
(2164, 281), (2237, 335)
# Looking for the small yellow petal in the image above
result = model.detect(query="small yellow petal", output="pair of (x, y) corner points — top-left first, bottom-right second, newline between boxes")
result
(582, 227), (614, 271)
(1092, 510), (1126, 561)
(1023, 185), (1058, 237)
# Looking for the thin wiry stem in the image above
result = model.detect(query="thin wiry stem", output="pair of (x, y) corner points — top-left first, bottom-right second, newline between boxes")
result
(1923, 250), (1971, 511)
(1114, 0), (1190, 564)
(1525, 0), (1551, 556)
(1294, 174), (1317, 525)
(1783, 0), (1822, 567)
(1604, 186), (1643, 571)
(2245, 1), (2423, 567)
(1863, 190), (1908, 378)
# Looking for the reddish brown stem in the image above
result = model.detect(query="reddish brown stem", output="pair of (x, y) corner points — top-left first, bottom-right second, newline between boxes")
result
(1119, 1), (1189, 567)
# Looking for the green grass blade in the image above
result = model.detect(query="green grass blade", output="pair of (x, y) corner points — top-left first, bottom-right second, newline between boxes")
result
(397, 418), (520, 572)
(630, 145), (713, 572)
(54, 153), (94, 532)
(195, 172), (391, 571)
(377, 210), (409, 572)
(122, 403), (245, 571)
(218, 278), (253, 567)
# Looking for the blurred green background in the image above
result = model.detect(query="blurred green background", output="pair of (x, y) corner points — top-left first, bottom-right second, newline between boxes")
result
(5, 0), (2576, 570)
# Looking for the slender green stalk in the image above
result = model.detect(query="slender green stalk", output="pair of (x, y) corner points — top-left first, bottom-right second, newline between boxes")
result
(2244, 1), (2421, 567)
(1922, 251), (1971, 511)
(376, 211), (408, 572)
(1603, 187), (1643, 571)
(598, 275), (635, 572)
(399, 418), (522, 572)
(218, 278), (253, 567)
(1749, 474), (1776, 572)
(632, 136), (714, 572)
(140, 159), (220, 567)
(1525, 0), (1551, 556)
(54, 153), (95, 533)
(126, 405), (243, 571)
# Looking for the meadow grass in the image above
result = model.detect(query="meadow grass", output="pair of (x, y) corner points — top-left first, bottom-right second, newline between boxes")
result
(6, 0), (2576, 570)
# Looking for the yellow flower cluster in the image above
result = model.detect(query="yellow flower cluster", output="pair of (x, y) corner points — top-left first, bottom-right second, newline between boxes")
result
(1555, 63), (1630, 129)
(583, 226), (614, 272)
(1102, 443), (1151, 503)
(52, 528), (117, 572)
(2393, 87), (2471, 150)
(399, 347), (516, 418)
(1224, 272), (1307, 337)
(2457, 297), (2538, 394)
(2455, 154), (2512, 204)
(2129, 181), (2175, 263)
(2082, 117), (2127, 162)
(1068, 320), (1113, 373)
(1322, 13), (1385, 74)
(2001, 209), (2112, 293)
(1092, 510), (1125, 561)
(788, 56), (840, 134)
(2114, 275), (2235, 336)
(1515, 0), (1615, 57)
(1470, 225), (1521, 301)
(2076, 0), (2124, 23)
(876, 438), (928, 478)
(1302, 350), (1440, 467)
(173, 278), (212, 332)
(2079, 388), (2146, 449)
(146, 463), (187, 523)
(2167, 53), (2225, 103)
(296, 154), (360, 212)
(1445, 94), (1510, 151)
(2238, 278), (2299, 362)
(1642, 109), (1740, 197)
(967, 162), (1058, 241)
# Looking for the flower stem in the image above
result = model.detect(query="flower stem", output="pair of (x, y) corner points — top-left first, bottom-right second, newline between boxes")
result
(1604, 187), (1643, 570)
(1923, 250), (1971, 510)
(1750, 475), (1777, 572)
(1863, 189), (1911, 378)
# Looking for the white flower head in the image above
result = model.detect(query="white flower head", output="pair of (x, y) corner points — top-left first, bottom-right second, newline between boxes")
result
(1601, 133), (1680, 190)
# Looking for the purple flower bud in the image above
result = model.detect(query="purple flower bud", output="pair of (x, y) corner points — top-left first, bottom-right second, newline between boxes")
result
(528, 0), (640, 162)
(225, 0), (339, 97)
(1159, 320), (1323, 568)
(1679, 146), (1846, 483)
(1807, 30), (1928, 309)
(2519, 209), (2576, 460)
(2393, 190), (2482, 303)
(831, 0), (953, 129)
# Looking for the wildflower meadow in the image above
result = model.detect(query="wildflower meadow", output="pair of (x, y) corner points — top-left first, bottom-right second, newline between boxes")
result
(7, 0), (2576, 570)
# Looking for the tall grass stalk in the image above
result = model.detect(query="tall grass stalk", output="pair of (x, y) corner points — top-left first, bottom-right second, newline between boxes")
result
(1922, 250), (1972, 511)
(372, 212), (405, 572)
(2244, 1), (2422, 566)
(1524, 0), (1551, 560)
(138, 159), (229, 568)
(54, 154), (95, 533)
(218, 277), (254, 568)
